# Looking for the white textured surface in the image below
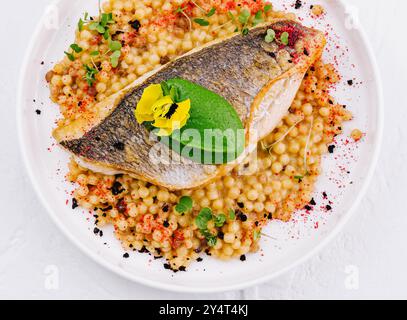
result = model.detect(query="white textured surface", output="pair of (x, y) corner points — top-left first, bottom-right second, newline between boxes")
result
(1, 0), (406, 299)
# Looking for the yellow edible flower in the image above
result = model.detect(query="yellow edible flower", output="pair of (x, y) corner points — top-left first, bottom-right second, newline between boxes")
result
(135, 84), (191, 136)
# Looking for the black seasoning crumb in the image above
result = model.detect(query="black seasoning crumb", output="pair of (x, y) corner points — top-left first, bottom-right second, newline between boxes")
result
(328, 145), (336, 154)
(197, 257), (203, 262)
(255, 221), (259, 227)
(268, 213), (273, 220)
(326, 205), (332, 211)
(322, 192), (328, 199)
(163, 220), (170, 228)
(205, 249), (212, 256)
(35, 109), (41, 115)
(41, 61), (45, 65)
(347, 80), (354, 86)
(303, 48), (309, 56)
(240, 255), (246, 262)
(237, 202), (244, 209)
(304, 205), (312, 211)
(295, 0), (303, 9)
(93, 227), (100, 235)
(130, 19), (141, 31)
(111, 181), (125, 195)
(217, 231), (224, 240)
(310, 198), (316, 206)
(113, 141), (125, 151)
(179, 266), (186, 272)
(139, 246), (149, 254)
(123, 253), (130, 258)
(99, 230), (103, 237)
(239, 214), (248, 222)
(72, 198), (79, 210)
(101, 205), (113, 212)
(164, 263), (171, 270)
(267, 52), (277, 59)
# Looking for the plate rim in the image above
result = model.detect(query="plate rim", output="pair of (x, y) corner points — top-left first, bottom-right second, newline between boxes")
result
(16, 0), (384, 293)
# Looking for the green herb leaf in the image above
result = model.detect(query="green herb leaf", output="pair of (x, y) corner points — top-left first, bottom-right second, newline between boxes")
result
(90, 51), (100, 56)
(253, 11), (264, 26)
(228, 11), (236, 22)
(83, 64), (98, 87)
(242, 27), (249, 36)
(214, 214), (227, 228)
(229, 209), (236, 220)
(70, 44), (83, 53)
(170, 86), (181, 103)
(294, 175), (303, 182)
(64, 51), (75, 61)
(195, 208), (213, 229)
(264, 4), (272, 13)
(280, 31), (289, 45)
(108, 39), (122, 52)
(200, 229), (217, 247)
(89, 22), (99, 31)
(110, 50), (121, 68)
(96, 24), (106, 34)
(238, 9), (250, 24)
(206, 234), (217, 247)
(103, 30), (110, 40)
(175, 196), (193, 214)
(265, 28), (275, 43)
(207, 8), (216, 17)
(78, 18), (84, 31)
(193, 18), (210, 26)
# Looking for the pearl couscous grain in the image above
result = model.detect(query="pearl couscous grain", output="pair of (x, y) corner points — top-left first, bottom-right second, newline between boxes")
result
(48, 0), (352, 271)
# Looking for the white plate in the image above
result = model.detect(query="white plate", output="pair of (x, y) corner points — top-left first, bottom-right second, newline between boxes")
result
(17, 0), (383, 293)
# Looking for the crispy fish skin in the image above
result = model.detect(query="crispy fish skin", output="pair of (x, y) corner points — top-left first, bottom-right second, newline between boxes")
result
(54, 20), (326, 190)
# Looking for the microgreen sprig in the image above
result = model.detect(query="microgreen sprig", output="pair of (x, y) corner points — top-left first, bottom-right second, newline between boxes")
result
(83, 64), (98, 87)
(175, 196), (193, 214)
(280, 31), (289, 45)
(265, 29), (276, 43)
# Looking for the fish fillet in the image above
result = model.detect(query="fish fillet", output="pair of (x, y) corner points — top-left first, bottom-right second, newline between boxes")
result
(53, 20), (326, 190)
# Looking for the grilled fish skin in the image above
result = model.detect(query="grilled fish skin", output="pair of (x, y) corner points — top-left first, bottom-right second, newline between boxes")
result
(53, 20), (326, 190)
